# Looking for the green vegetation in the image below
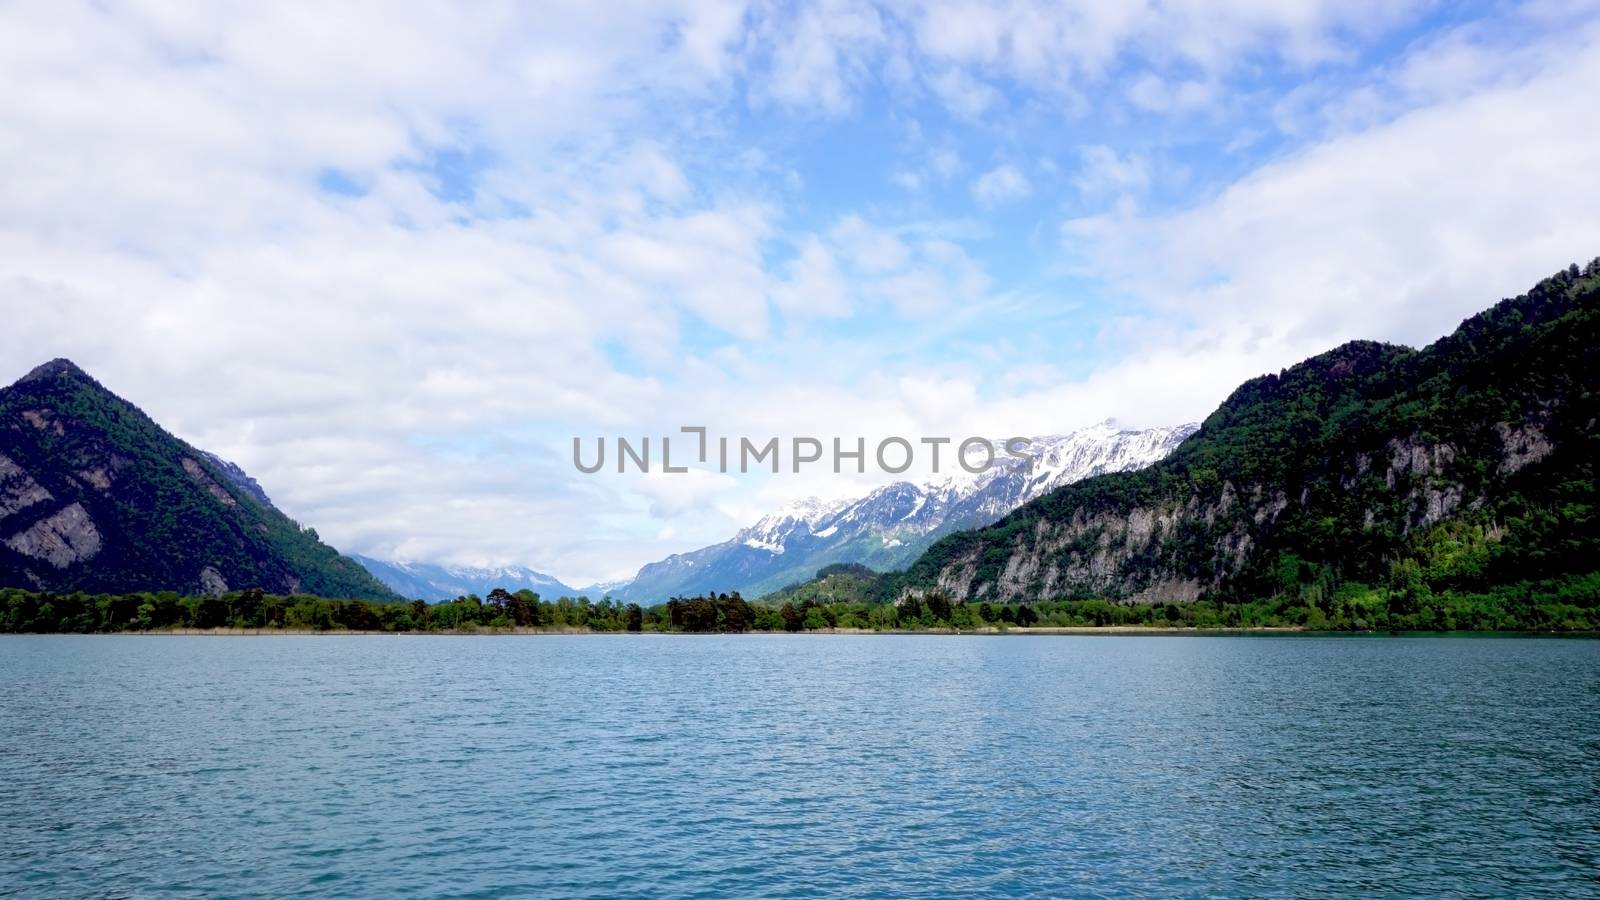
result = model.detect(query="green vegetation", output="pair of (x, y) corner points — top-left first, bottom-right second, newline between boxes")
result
(879, 260), (1600, 609)
(6, 569), (1597, 634)
(0, 586), (636, 633)
(0, 360), (398, 600)
(763, 564), (1599, 632)
(765, 563), (883, 607)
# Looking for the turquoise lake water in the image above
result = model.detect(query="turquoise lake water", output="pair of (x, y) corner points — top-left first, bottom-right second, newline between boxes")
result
(1, 634), (1597, 898)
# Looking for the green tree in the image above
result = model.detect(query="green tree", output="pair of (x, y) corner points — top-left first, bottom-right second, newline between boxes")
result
(513, 590), (542, 626)
(232, 588), (266, 627)
(194, 594), (228, 629)
(949, 604), (978, 630)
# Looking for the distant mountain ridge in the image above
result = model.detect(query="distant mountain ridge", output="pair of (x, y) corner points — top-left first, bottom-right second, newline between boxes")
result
(0, 359), (397, 600)
(599, 421), (1197, 603)
(353, 556), (576, 602)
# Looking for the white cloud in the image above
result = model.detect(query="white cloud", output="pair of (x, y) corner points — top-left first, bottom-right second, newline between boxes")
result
(2, 0), (1595, 588)
(813, 216), (992, 315)
(930, 145), (962, 178)
(970, 163), (1031, 206)
(632, 467), (742, 518)
(1125, 73), (1214, 113)
(0, 0), (1027, 582)
(928, 67), (1000, 118)
(907, 0), (1426, 107)
(1270, 15), (1577, 140)
(1060, 19), (1600, 426)
(753, 0), (885, 113)
(1073, 145), (1148, 197)
(0, 1), (788, 584)
(891, 139), (963, 193)
(891, 169), (924, 191)
(772, 236), (853, 318)
(830, 215), (912, 272)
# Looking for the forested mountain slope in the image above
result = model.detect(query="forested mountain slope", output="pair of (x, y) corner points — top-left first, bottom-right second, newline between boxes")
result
(896, 261), (1599, 608)
(0, 360), (398, 600)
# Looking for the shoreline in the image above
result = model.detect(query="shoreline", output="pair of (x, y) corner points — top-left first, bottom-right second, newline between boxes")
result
(5, 626), (1596, 638)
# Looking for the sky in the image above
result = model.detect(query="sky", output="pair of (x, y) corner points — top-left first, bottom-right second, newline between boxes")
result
(3, 1), (1599, 586)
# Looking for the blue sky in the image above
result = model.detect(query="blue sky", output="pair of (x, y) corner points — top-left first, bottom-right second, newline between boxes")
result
(3, 1), (1599, 583)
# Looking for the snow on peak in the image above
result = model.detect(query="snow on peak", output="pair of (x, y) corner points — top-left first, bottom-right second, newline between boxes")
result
(739, 495), (851, 543)
(596, 420), (1196, 603)
(742, 536), (787, 554)
(781, 495), (850, 526)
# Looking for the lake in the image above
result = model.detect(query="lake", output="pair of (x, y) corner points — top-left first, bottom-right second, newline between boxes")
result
(1, 634), (1596, 897)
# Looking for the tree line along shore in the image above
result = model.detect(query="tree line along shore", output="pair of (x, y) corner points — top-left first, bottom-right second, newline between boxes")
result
(3, 574), (1598, 635)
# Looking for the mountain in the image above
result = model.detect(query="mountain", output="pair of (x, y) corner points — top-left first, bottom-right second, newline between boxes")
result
(353, 555), (577, 602)
(890, 260), (1600, 606)
(0, 359), (398, 600)
(600, 422), (1196, 603)
(199, 450), (274, 508)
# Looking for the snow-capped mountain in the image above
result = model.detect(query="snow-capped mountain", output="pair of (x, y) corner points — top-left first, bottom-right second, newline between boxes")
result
(353, 555), (578, 603)
(738, 496), (853, 555)
(599, 420), (1198, 603)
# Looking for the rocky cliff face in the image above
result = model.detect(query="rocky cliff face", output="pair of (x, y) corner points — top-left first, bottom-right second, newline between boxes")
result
(901, 261), (1600, 604)
(0, 359), (397, 600)
(199, 450), (274, 508)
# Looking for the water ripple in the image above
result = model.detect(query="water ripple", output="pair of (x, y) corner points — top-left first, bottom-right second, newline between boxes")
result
(1, 634), (1597, 898)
